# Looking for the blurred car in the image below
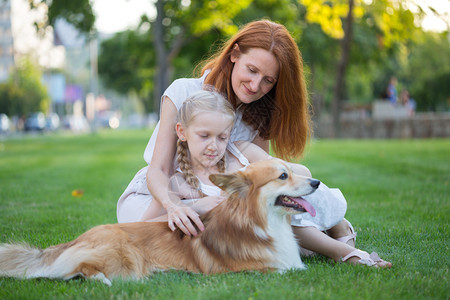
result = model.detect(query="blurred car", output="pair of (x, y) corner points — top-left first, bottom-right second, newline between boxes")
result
(45, 113), (61, 131)
(24, 112), (46, 131)
(0, 113), (11, 133)
(63, 115), (90, 132)
(97, 111), (120, 129)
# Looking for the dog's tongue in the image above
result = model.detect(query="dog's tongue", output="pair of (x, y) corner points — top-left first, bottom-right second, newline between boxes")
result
(289, 197), (316, 217)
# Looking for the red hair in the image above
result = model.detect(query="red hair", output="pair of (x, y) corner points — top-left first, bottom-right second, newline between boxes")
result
(200, 20), (311, 160)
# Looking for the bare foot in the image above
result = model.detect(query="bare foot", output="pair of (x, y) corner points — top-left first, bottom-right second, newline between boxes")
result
(342, 250), (392, 268)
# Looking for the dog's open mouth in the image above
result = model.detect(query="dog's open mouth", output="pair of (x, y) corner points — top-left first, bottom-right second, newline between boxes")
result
(275, 195), (316, 217)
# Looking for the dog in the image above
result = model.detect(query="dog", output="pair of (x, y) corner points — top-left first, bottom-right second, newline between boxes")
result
(0, 159), (319, 285)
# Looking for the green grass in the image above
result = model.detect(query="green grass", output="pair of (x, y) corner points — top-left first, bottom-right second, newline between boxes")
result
(0, 130), (448, 299)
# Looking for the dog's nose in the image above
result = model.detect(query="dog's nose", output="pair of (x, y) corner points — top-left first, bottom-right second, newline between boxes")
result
(309, 179), (320, 189)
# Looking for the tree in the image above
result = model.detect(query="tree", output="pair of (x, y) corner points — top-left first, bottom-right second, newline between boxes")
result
(98, 28), (155, 112)
(300, 0), (420, 136)
(151, 0), (253, 115)
(29, 0), (95, 35)
(99, 0), (252, 114)
(399, 31), (450, 111)
(0, 58), (50, 116)
(331, 0), (354, 137)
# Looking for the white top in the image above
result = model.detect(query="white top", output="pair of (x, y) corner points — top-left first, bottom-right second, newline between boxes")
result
(143, 72), (258, 164)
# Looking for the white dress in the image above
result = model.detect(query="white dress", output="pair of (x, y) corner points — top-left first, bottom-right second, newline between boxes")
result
(117, 74), (347, 230)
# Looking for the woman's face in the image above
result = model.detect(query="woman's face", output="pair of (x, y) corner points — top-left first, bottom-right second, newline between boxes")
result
(230, 47), (279, 104)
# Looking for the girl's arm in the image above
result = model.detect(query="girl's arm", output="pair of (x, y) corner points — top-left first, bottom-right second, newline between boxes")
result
(235, 141), (311, 177)
(146, 97), (204, 236)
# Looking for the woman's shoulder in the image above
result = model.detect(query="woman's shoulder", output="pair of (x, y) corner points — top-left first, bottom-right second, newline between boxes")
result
(164, 76), (205, 109)
(166, 77), (203, 95)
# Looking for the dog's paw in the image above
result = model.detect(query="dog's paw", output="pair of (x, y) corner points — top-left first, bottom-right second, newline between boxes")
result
(91, 273), (112, 286)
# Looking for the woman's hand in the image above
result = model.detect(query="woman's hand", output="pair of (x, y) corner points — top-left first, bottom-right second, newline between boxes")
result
(191, 196), (226, 215)
(166, 202), (205, 236)
(165, 195), (225, 236)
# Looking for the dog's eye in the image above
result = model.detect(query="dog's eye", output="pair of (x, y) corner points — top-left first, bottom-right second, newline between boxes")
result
(279, 172), (288, 180)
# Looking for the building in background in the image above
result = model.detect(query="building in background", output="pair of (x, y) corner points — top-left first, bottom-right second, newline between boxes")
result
(0, 0), (134, 130)
(0, 0), (65, 83)
(0, 0), (15, 82)
(0, 0), (88, 124)
(0, 0), (66, 118)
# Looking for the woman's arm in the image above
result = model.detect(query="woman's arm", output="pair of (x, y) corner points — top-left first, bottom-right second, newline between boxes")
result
(168, 173), (226, 216)
(146, 96), (204, 236)
(145, 195), (226, 223)
(252, 135), (270, 153)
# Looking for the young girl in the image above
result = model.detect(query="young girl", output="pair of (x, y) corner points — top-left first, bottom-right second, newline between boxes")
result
(121, 90), (391, 268)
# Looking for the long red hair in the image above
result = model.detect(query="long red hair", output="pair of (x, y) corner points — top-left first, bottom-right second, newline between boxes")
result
(200, 20), (311, 160)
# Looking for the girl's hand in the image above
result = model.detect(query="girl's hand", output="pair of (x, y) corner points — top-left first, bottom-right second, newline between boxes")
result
(166, 203), (205, 236)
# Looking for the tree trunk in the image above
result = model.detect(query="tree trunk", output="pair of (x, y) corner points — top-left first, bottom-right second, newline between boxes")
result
(331, 0), (354, 137)
(153, 0), (186, 117)
(153, 0), (168, 117)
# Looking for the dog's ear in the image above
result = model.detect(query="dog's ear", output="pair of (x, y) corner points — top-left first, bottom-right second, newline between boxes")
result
(209, 173), (250, 197)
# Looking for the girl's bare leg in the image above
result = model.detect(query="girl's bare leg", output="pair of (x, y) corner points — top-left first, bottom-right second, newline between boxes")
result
(292, 226), (392, 268)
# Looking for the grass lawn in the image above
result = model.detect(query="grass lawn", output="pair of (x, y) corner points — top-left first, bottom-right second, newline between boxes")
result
(0, 130), (448, 299)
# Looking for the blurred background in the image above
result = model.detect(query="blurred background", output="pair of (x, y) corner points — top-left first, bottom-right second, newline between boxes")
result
(0, 0), (448, 138)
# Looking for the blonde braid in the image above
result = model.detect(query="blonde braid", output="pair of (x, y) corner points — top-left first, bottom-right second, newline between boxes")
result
(217, 154), (226, 173)
(176, 139), (205, 197)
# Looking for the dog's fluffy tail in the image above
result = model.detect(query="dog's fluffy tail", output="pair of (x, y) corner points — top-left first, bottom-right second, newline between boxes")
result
(0, 243), (63, 279)
(0, 241), (113, 285)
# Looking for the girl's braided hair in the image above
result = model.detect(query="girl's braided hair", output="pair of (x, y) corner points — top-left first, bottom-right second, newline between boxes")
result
(176, 90), (235, 195)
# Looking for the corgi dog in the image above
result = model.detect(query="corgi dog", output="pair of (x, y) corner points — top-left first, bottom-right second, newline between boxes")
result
(0, 159), (319, 286)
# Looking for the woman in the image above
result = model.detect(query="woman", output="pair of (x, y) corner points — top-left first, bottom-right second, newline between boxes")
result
(117, 20), (391, 267)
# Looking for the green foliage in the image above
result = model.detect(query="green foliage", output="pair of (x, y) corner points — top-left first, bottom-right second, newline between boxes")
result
(98, 29), (155, 112)
(0, 82), (23, 116)
(0, 58), (49, 116)
(301, 0), (363, 39)
(182, 0), (253, 36)
(297, 0), (448, 110)
(399, 31), (450, 111)
(0, 131), (448, 299)
(99, 0), (254, 112)
(30, 0), (95, 34)
(159, 0), (253, 39)
(93, 0), (449, 112)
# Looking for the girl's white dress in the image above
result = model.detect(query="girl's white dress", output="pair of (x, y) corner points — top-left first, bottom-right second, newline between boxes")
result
(116, 73), (347, 231)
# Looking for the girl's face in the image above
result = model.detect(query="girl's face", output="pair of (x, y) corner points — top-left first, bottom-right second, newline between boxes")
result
(177, 111), (233, 171)
(230, 47), (279, 104)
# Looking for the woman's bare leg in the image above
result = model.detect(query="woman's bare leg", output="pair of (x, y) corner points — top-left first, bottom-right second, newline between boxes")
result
(292, 226), (392, 267)
(326, 220), (356, 247)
